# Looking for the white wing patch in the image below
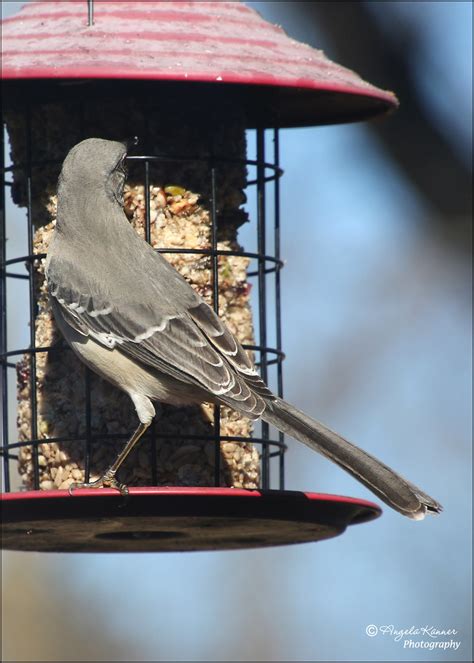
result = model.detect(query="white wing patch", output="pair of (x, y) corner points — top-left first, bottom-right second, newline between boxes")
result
(133, 316), (175, 342)
(89, 306), (113, 317)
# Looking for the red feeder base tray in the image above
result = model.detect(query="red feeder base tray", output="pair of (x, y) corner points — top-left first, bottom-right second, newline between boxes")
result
(1, 487), (381, 553)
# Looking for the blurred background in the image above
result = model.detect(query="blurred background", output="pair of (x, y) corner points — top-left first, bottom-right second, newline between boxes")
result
(1, 1), (472, 661)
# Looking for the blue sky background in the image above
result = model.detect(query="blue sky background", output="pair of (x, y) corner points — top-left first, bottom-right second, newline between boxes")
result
(2, 1), (472, 661)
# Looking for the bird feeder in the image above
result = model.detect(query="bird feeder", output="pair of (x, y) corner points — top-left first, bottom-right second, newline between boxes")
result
(1, 1), (397, 552)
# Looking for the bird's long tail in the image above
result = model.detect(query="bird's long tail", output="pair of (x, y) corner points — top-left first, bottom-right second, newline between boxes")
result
(262, 397), (442, 519)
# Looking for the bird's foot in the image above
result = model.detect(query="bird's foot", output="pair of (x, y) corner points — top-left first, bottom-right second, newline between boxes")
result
(68, 470), (129, 497)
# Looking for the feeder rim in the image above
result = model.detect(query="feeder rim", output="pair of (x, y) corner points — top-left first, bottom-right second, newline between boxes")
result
(1, 71), (397, 108)
(1, 485), (381, 511)
(1, 488), (382, 552)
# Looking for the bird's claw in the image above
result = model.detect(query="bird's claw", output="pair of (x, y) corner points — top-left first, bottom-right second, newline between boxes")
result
(68, 472), (129, 497)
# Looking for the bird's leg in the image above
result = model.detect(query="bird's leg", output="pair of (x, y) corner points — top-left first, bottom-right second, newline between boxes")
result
(69, 422), (150, 496)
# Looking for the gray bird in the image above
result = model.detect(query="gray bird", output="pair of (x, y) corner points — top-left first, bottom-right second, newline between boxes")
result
(45, 138), (442, 520)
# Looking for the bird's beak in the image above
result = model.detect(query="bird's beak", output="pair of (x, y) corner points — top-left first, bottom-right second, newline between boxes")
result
(124, 136), (139, 151)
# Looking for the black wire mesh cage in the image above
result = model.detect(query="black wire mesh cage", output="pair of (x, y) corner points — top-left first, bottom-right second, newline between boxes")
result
(1, 89), (287, 496)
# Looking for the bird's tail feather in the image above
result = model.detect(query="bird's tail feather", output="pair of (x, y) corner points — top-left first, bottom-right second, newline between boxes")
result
(262, 397), (442, 520)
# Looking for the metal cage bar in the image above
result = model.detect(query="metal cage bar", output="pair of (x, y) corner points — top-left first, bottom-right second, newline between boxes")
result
(1, 123), (9, 491)
(273, 128), (285, 489)
(256, 128), (270, 489)
(1, 113), (286, 492)
(84, 367), (92, 483)
(143, 157), (159, 485)
(210, 162), (222, 487)
(25, 106), (40, 490)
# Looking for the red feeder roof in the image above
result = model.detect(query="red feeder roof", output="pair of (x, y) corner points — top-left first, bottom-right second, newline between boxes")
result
(1, 1), (398, 126)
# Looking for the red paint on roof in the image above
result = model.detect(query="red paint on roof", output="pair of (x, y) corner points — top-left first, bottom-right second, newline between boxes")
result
(1, 1), (398, 123)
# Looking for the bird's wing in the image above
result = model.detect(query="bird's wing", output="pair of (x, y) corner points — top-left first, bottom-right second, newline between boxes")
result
(46, 253), (272, 417)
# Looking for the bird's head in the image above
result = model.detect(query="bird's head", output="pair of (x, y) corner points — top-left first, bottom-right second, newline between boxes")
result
(58, 138), (129, 206)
